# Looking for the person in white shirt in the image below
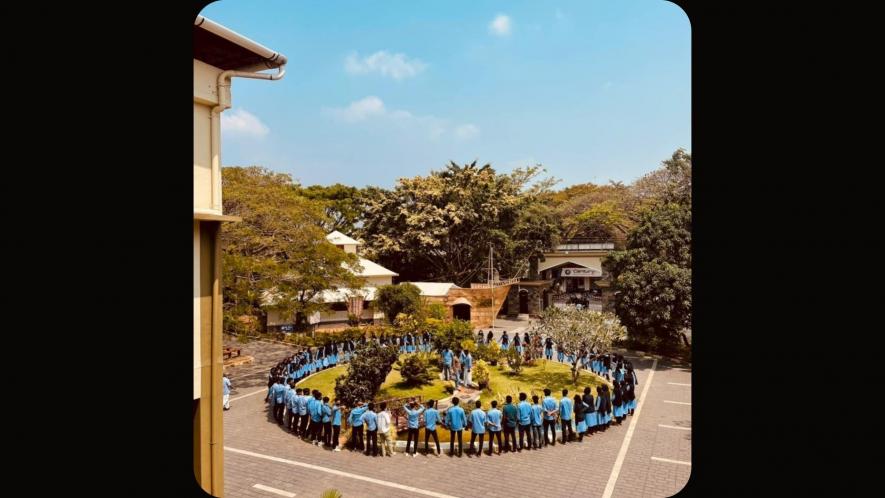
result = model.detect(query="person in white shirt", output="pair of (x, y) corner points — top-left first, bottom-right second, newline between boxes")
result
(222, 375), (232, 410)
(377, 402), (395, 457)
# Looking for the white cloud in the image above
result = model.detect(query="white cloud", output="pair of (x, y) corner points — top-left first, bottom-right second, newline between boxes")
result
(489, 14), (512, 36)
(344, 50), (427, 80)
(454, 124), (480, 140)
(221, 108), (269, 138)
(326, 97), (477, 142)
(327, 96), (387, 123)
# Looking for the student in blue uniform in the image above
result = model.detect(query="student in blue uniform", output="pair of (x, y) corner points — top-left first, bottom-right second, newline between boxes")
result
(468, 400), (487, 457)
(573, 394), (587, 441)
(501, 395), (518, 452)
(485, 400), (503, 455)
(271, 378), (286, 424)
(442, 347), (453, 381)
(530, 395), (544, 449)
(486, 330), (494, 345)
(545, 337), (554, 360)
(624, 375), (636, 416)
(517, 392), (534, 451)
(557, 343), (565, 363)
(626, 362), (638, 415)
(613, 381), (626, 424)
(583, 387), (598, 435)
(444, 397), (467, 457)
(500, 331), (510, 350)
(423, 400), (442, 456)
(514, 334), (522, 355)
(309, 390), (324, 445)
(404, 399), (425, 457)
(542, 388), (559, 446)
(321, 396), (333, 446)
(559, 389), (574, 444)
(362, 402), (379, 456)
(349, 401), (368, 451)
(602, 354), (611, 380)
(285, 385), (298, 432)
(331, 399), (342, 451)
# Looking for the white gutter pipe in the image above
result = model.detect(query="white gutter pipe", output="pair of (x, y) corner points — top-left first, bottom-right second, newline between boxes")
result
(195, 15), (287, 211)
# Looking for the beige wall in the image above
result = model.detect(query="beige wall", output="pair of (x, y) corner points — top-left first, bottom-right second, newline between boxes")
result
(539, 255), (602, 272)
(194, 60), (226, 214)
(365, 276), (393, 287)
(194, 222), (202, 399)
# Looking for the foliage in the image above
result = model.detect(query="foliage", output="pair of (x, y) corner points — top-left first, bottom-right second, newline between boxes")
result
(333, 342), (399, 407)
(428, 319), (474, 353)
(473, 360), (490, 388)
(529, 306), (627, 383)
(459, 339), (476, 353)
(423, 302), (448, 320)
(504, 347), (524, 374)
(396, 353), (434, 386)
(393, 312), (420, 334)
(606, 201), (691, 345)
(358, 161), (558, 286)
(347, 313), (360, 326)
(320, 489), (343, 498)
(220, 167), (365, 333)
(295, 183), (364, 235)
(374, 283), (422, 324)
(474, 340), (502, 365)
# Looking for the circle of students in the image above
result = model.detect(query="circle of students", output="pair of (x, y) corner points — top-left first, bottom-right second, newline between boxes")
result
(261, 329), (640, 457)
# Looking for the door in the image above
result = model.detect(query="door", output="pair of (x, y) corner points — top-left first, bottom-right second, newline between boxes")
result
(519, 290), (529, 314)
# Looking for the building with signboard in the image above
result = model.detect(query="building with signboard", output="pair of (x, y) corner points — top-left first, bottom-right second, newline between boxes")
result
(504, 238), (615, 316)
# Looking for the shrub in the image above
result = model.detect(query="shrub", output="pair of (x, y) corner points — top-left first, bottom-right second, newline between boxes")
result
(347, 313), (360, 326)
(429, 319), (473, 353)
(505, 347), (524, 374)
(397, 354), (434, 386)
(473, 360), (490, 389)
(460, 339), (476, 353)
(334, 342), (399, 407)
(424, 302), (447, 320)
(475, 341), (501, 365)
(375, 283), (422, 324)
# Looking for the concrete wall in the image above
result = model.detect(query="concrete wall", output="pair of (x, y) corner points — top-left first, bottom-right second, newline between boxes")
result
(442, 285), (512, 329)
(505, 285), (546, 317)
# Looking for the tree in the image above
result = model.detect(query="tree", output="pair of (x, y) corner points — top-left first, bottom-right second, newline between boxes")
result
(295, 183), (364, 234)
(606, 182), (692, 346)
(630, 149), (692, 209)
(529, 306), (627, 384)
(220, 167), (364, 333)
(334, 342), (399, 407)
(374, 283), (422, 324)
(359, 161), (559, 286)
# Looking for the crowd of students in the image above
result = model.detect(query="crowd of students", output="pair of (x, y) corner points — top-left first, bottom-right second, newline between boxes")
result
(264, 341), (641, 457)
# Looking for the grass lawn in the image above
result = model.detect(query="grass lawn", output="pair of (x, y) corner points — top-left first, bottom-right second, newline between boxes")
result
(479, 359), (611, 406)
(295, 357), (450, 404)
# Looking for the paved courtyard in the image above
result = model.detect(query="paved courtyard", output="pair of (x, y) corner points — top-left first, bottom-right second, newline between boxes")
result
(221, 336), (691, 498)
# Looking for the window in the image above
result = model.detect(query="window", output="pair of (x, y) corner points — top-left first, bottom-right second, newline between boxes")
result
(330, 302), (348, 311)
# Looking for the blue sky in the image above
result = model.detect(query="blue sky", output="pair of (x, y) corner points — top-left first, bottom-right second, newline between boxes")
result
(201, 0), (690, 189)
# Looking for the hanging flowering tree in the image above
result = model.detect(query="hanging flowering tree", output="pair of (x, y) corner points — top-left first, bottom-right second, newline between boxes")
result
(529, 305), (627, 384)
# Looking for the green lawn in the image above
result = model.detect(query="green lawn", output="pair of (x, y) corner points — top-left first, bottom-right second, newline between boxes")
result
(478, 359), (611, 406)
(295, 358), (450, 404)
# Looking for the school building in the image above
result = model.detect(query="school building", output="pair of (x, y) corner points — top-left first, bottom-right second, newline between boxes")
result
(194, 15), (287, 496)
(503, 238), (616, 316)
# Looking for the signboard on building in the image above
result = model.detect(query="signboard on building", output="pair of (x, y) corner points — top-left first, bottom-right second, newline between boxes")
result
(561, 267), (601, 277)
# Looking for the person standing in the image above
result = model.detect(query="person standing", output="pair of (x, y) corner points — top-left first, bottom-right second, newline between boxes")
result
(362, 402), (379, 456)
(272, 378), (286, 424)
(331, 399), (342, 452)
(452, 352), (462, 391)
(321, 396), (333, 447)
(377, 402), (394, 457)
(559, 389), (574, 444)
(517, 392), (533, 450)
(444, 397), (467, 457)
(545, 337), (554, 361)
(500, 331), (510, 350)
(468, 400), (487, 457)
(404, 399), (425, 457)
(349, 401), (368, 451)
(476, 330), (485, 345)
(222, 374), (232, 410)
(442, 347), (453, 381)
(530, 395), (544, 449)
(502, 395), (519, 452)
(542, 388), (558, 446)
(573, 394), (587, 441)
(297, 388), (310, 438)
(486, 330), (494, 345)
(309, 391), (324, 445)
(462, 349), (473, 386)
(285, 383), (298, 432)
(583, 387), (598, 435)
(485, 400), (503, 455)
(423, 400), (442, 456)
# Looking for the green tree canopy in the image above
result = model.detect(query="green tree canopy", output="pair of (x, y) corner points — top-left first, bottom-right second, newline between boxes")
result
(359, 161), (559, 286)
(220, 166), (364, 332)
(374, 283), (422, 324)
(295, 183), (364, 235)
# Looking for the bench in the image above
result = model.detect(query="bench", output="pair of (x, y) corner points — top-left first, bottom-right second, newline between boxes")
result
(223, 347), (242, 360)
